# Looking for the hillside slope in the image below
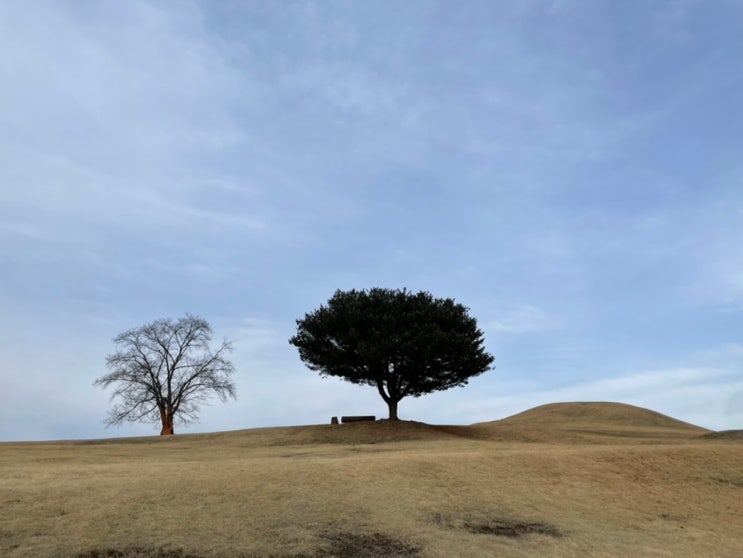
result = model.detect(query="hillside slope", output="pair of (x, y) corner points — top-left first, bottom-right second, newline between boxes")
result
(472, 401), (710, 443)
(1, 402), (740, 558)
(28, 402), (711, 449)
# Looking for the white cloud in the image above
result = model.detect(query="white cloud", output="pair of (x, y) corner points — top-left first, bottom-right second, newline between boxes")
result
(0, 0), (254, 241)
(282, 62), (407, 117)
(487, 304), (560, 334)
(685, 197), (743, 312)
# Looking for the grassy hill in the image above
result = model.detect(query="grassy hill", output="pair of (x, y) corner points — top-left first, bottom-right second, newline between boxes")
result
(471, 401), (711, 443)
(494, 401), (709, 430)
(1, 402), (741, 558)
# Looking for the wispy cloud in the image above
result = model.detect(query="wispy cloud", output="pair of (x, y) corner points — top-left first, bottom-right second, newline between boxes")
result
(488, 304), (560, 334)
(682, 195), (743, 312)
(0, 0), (253, 240)
(281, 62), (408, 117)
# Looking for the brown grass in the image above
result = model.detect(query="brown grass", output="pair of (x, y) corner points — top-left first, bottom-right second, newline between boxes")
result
(1, 402), (741, 558)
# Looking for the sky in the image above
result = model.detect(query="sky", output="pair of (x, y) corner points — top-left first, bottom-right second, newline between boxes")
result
(1, 0), (742, 441)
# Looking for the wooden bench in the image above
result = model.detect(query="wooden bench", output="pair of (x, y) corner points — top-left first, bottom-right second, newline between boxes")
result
(340, 415), (376, 423)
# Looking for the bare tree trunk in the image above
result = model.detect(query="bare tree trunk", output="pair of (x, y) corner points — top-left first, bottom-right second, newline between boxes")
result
(159, 406), (175, 435)
(387, 399), (400, 421)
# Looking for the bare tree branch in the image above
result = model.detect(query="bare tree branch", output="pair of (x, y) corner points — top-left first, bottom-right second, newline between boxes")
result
(93, 314), (237, 435)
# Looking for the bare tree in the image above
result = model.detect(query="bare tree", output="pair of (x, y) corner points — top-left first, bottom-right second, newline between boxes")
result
(94, 314), (236, 435)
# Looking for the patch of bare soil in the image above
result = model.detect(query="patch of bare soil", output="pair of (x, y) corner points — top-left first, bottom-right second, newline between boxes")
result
(74, 532), (421, 558)
(711, 477), (743, 488)
(432, 512), (563, 540)
(463, 519), (562, 538)
(76, 550), (208, 558)
(316, 531), (420, 557)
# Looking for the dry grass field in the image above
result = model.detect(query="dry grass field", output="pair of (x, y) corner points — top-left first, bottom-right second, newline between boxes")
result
(1, 402), (741, 558)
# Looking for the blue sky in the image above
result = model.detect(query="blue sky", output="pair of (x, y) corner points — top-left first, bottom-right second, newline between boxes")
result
(1, 1), (742, 441)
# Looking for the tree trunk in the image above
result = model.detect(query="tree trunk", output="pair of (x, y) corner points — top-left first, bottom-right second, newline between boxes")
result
(159, 406), (175, 435)
(387, 399), (400, 421)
